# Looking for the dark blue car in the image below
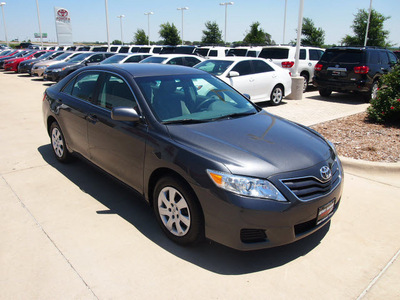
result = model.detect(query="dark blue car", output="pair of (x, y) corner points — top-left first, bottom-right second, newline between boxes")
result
(42, 63), (343, 250)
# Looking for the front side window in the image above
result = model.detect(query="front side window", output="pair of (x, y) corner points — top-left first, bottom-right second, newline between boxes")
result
(232, 61), (253, 76)
(184, 57), (201, 67)
(309, 49), (324, 61)
(87, 54), (104, 63)
(63, 72), (100, 102)
(97, 74), (137, 110)
(166, 57), (184, 65)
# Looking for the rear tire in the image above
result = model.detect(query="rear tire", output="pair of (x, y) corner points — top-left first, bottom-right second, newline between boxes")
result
(50, 122), (70, 163)
(153, 176), (204, 245)
(270, 85), (284, 106)
(301, 73), (309, 93)
(319, 88), (332, 97)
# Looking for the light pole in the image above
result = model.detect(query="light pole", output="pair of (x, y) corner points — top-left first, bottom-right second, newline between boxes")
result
(364, 0), (373, 46)
(35, 0), (43, 47)
(104, 0), (110, 47)
(177, 7), (188, 45)
(0, 2), (8, 46)
(283, 0), (287, 44)
(144, 12), (153, 46)
(117, 15), (125, 45)
(219, 2), (234, 45)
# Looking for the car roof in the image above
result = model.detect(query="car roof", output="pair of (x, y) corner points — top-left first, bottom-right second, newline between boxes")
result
(199, 57), (266, 62)
(83, 63), (207, 78)
(152, 54), (199, 58)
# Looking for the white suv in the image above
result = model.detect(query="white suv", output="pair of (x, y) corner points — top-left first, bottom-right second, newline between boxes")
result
(258, 45), (324, 92)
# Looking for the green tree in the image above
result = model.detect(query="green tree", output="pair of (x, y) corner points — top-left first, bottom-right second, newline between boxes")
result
(159, 22), (181, 46)
(134, 29), (148, 45)
(112, 40), (122, 45)
(201, 21), (223, 45)
(243, 22), (273, 45)
(341, 9), (391, 47)
(301, 17), (325, 47)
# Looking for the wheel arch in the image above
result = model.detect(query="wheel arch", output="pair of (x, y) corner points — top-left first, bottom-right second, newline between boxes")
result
(46, 116), (58, 136)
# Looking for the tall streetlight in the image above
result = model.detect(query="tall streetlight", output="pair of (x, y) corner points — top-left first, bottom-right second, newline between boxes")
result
(0, 2), (8, 46)
(364, 0), (373, 46)
(177, 7), (188, 45)
(283, 0), (287, 44)
(104, 0), (110, 47)
(219, 2), (234, 45)
(35, 0), (43, 47)
(144, 11), (153, 46)
(117, 14), (125, 45)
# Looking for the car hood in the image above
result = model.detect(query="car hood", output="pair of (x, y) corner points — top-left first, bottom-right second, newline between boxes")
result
(166, 111), (332, 177)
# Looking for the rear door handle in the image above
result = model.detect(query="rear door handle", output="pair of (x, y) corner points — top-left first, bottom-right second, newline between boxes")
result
(86, 114), (98, 124)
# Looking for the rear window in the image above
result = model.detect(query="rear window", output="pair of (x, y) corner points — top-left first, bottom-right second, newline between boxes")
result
(320, 50), (363, 63)
(258, 48), (289, 59)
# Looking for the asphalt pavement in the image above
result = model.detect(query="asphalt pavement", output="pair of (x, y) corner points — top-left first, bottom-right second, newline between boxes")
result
(1, 71), (399, 299)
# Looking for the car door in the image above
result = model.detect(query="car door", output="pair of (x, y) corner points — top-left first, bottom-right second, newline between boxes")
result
(87, 72), (147, 191)
(57, 71), (102, 159)
(250, 60), (277, 101)
(227, 60), (254, 97)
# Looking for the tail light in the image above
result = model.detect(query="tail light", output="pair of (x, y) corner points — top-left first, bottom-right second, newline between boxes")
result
(281, 61), (294, 68)
(354, 66), (369, 74)
(315, 63), (323, 71)
(42, 92), (46, 102)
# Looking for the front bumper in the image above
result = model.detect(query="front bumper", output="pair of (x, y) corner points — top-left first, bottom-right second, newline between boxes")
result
(195, 158), (344, 251)
(43, 70), (63, 82)
(32, 67), (47, 77)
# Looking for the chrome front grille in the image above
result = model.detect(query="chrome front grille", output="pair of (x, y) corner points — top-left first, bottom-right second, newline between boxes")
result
(281, 160), (341, 201)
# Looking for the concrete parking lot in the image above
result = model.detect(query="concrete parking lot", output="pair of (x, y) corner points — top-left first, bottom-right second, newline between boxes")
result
(1, 71), (399, 299)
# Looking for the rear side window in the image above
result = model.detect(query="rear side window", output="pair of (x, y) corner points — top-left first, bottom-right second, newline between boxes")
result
(309, 49), (323, 61)
(209, 50), (218, 57)
(166, 57), (184, 65)
(252, 60), (274, 73)
(299, 49), (306, 60)
(184, 57), (201, 67)
(125, 56), (142, 63)
(369, 51), (380, 64)
(64, 72), (100, 102)
(379, 51), (389, 64)
(320, 50), (363, 63)
(259, 48), (289, 59)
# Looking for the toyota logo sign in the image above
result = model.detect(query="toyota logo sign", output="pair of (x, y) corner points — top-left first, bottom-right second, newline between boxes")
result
(57, 9), (68, 17)
(320, 166), (332, 181)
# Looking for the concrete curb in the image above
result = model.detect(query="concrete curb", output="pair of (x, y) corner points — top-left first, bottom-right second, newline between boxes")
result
(340, 156), (400, 187)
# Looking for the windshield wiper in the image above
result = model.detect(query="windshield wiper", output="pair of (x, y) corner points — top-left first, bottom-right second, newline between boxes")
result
(211, 111), (256, 121)
(162, 119), (210, 125)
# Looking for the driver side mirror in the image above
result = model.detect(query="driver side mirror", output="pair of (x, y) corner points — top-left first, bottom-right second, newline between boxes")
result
(227, 71), (240, 78)
(111, 107), (141, 123)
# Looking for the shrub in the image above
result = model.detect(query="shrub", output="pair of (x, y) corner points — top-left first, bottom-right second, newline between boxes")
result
(367, 63), (400, 123)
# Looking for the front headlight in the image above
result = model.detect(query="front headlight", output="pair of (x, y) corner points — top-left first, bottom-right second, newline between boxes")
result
(38, 66), (47, 69)
(52, 68), (64, 72)
(327, 140), (338, 157)
(207, 170), (287, 202)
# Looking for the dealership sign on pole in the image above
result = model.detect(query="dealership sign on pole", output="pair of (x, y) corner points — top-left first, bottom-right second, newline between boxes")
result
(54, 7), (73, 46)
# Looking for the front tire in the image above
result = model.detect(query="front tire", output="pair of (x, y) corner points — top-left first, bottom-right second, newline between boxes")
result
(50, 122), (70, 162)
(270, 85), (284, 106)
(153, 176), (204, 245)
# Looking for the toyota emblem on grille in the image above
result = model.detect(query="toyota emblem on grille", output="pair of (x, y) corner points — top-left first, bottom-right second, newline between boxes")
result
(320, 166), (332, 181)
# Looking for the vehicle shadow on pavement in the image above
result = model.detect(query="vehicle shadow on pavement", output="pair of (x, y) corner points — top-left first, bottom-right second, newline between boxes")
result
(307, 93), (367, 105)
(38, 144), (330, 275)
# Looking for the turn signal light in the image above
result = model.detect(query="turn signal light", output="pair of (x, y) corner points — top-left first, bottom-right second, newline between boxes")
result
(281, 61), (294, 68)
(315, 63), (323, 71)
(354, 66), (369, 74)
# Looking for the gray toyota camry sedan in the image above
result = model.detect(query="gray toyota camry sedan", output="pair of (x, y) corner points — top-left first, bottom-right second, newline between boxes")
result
(42, 63), (343, 251)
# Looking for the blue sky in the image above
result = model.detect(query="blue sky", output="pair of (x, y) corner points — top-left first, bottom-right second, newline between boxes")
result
(1, 0), (399, 46)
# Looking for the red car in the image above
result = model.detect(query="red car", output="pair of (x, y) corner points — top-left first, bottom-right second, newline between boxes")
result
(4, 50), (47, 72)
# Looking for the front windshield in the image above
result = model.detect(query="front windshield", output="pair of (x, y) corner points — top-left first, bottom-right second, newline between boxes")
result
(67, 53), (92, 63)
(54, 52), (74, 61)
(100, 54), (125, 64)
(194, 60), (233, 76)
(37, 52), (54, 59)
(140, 56), (167, 64)
(135, 74), (258, 123)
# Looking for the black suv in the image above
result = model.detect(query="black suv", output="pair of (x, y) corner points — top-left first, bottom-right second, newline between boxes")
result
(313, 47), (398, 101)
